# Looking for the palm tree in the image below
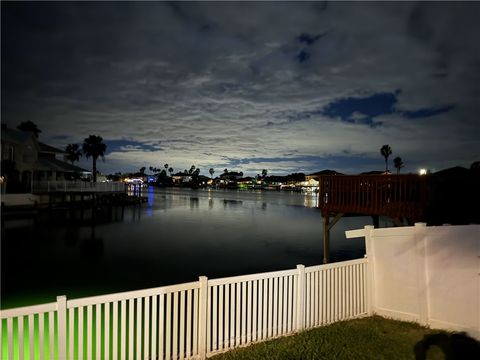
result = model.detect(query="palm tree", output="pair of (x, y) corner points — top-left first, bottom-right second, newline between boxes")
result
(168, 167), (173, 177)
(393, 157), (404, 174)
(65, 144), (82, 165)
(82, 135), (107, 182)
(139, 167), (146, 174)
(262, 169), (268, 178)
(380, 145), (392, 173)
(224, 168), (228, 174)
(189, 165), (196, 174)
(164, 164), (169, 172)
(209, 168), (215, 178)
(17, 121), (41, 138)
(149, 166), (159, 174)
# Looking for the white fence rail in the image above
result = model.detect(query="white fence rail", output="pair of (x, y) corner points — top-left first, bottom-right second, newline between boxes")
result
(0, 258), (368, 360)
(32, 181), (126, 193)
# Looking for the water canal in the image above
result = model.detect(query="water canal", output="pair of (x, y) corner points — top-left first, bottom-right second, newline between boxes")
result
(1, 187), (376, 309)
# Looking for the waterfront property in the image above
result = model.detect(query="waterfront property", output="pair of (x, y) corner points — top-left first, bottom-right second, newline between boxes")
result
(1, 125), (91, 194)
(1, 223), (478, 359)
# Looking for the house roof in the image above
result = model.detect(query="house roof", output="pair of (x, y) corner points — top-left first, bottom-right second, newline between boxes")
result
(433, 166), (469, 176)
(1, 127), (36, 144)
(220, 171), (243, 177)
(360, 170), (387, 175)
(39, 142), (65, 154)
(307, 169), (344, 177)
(265, 175), (287, 182)
(36, 157), (89, 173)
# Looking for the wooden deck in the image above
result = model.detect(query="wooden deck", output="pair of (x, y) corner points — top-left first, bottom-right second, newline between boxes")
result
(317, 174), (430, 263)
(317, 174), (429, 223)
(316, 172), (480, 262)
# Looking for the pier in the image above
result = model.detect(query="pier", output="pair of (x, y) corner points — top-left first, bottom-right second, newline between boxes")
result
(1, 181), (147, 218)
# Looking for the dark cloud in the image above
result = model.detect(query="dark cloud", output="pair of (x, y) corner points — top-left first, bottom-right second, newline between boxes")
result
(297, 32), (326, 46)
(296, 50), (311, 63)
(322, 92), (397, 126)
(402, 105), (455, 119)
(322, 91), (455, 126)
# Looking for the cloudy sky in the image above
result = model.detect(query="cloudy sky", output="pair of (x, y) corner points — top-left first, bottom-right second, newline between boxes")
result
(2, 1), (480, 176)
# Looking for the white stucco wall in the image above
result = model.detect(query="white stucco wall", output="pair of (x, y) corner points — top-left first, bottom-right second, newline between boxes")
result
(347, 224), (480, 340)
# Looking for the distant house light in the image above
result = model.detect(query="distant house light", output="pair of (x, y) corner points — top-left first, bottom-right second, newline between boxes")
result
(124, 178), (144, 184)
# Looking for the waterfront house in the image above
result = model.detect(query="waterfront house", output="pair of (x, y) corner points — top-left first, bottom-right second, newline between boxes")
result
(1, 125), (89, 192)
(218, 171), (244, 188)
(219, 171), (244, 182)
(237, 176), (255, 189)
(172, 172), (193, 185)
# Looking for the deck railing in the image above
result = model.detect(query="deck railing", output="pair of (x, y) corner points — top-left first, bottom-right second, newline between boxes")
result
(0, 258), (368, 360)
(318, 175), (428, 221)
(32, 181), (126, 194)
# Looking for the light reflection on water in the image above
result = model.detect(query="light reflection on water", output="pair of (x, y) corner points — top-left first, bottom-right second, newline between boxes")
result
(1, 187), (369, 308)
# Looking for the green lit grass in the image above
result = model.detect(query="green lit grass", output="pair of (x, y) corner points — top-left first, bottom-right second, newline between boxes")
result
(210, 316), (480, 360)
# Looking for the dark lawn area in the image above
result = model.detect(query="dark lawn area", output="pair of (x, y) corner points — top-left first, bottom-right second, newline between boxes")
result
(211, 316), (480, 360)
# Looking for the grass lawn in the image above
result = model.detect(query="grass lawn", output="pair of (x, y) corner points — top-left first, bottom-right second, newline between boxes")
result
(210, 316), (480, 360)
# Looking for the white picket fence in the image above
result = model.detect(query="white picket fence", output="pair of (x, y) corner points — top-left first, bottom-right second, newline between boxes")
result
(0, 258), (368, 360)
(32, 181), (126, 193)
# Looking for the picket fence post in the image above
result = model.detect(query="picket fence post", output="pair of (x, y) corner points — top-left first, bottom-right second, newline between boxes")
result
(296, 264), (305, 331)
(57, 295), (67, 359)
(198, 276), (208, 359)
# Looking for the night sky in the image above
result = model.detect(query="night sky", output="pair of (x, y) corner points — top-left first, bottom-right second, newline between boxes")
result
(2, 1), (480, 176)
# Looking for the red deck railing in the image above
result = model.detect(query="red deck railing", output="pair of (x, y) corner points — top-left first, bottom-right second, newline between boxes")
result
(317, 175), (429, 221)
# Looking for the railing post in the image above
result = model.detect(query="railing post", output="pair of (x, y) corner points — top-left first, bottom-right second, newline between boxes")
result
(57, 295), (67, 359)
(296, 264), (305, 331)
(47, 181), (50, 193)
(198, 276), (208, 359)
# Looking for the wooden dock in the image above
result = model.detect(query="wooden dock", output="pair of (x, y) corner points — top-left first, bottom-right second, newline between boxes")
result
(1, 181), (148, 220)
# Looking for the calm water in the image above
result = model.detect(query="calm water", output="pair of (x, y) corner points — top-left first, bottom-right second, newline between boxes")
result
(1, 187), (372, 309)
